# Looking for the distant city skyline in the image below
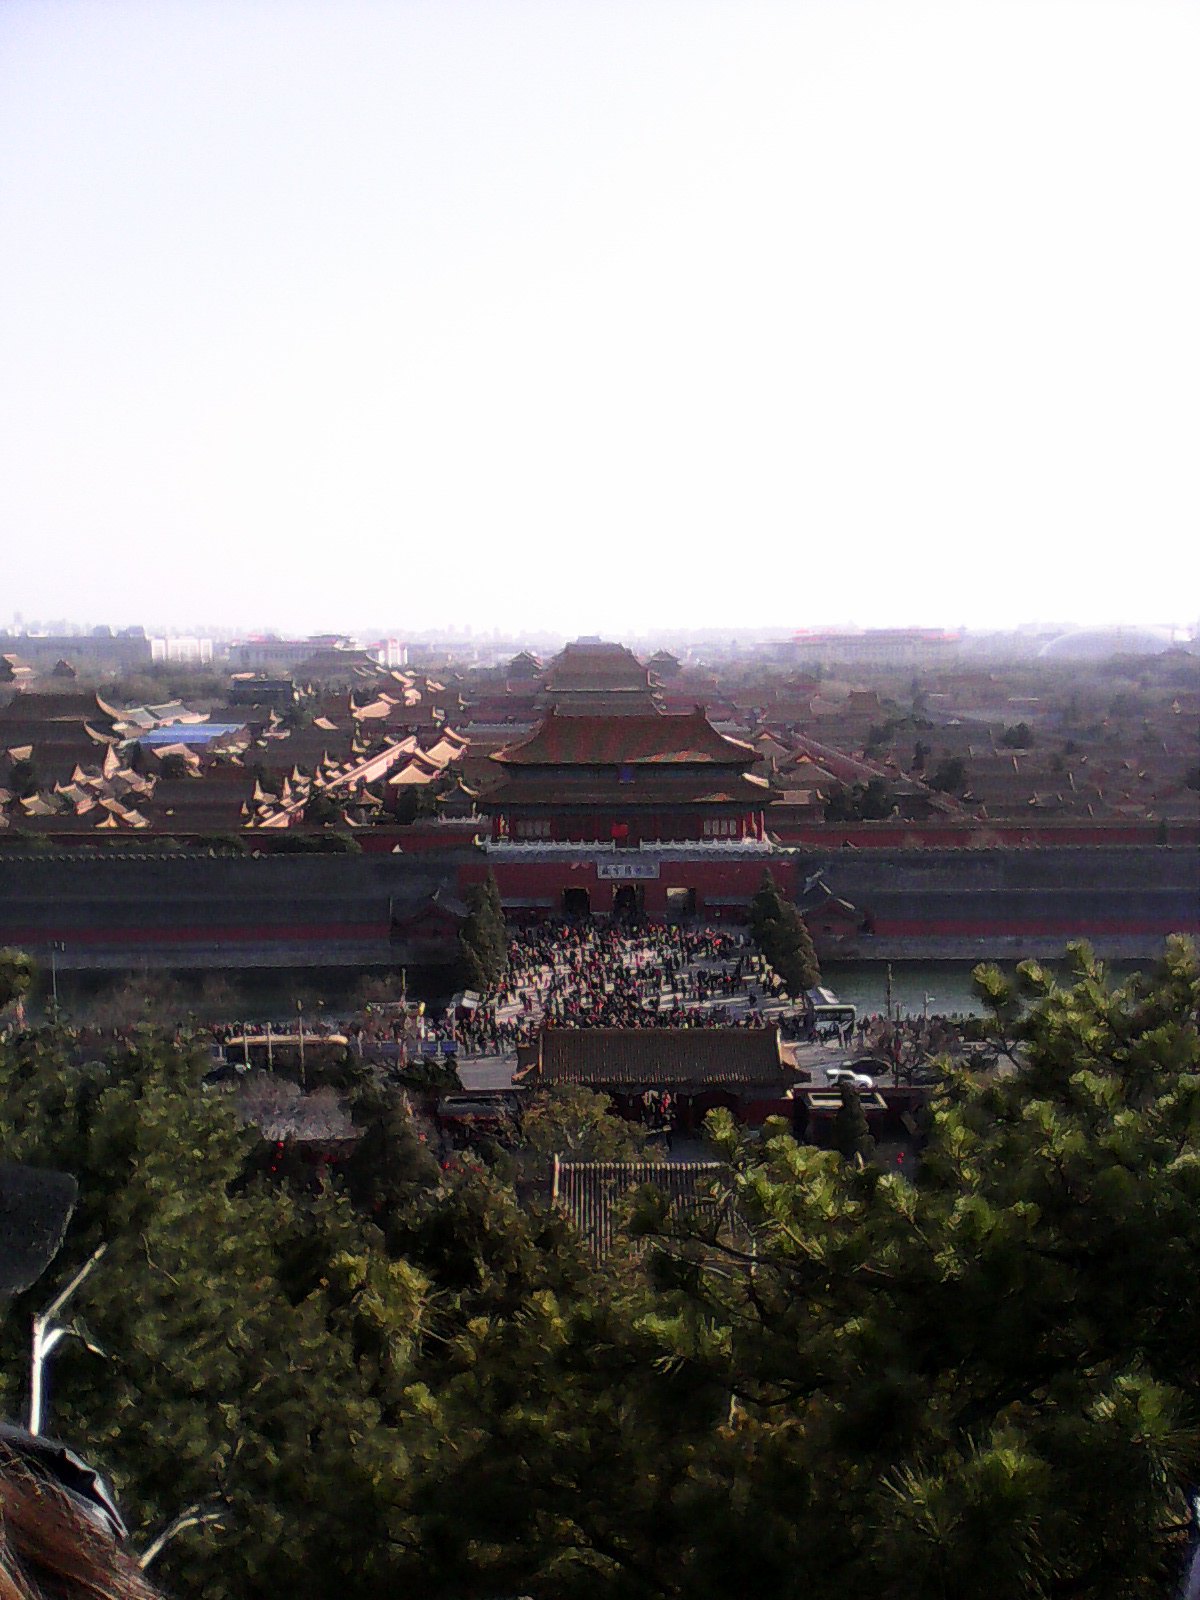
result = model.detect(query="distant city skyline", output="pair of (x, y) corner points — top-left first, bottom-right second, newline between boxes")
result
(3, 1), (1196, 635)
(3, 614), (1194, 649)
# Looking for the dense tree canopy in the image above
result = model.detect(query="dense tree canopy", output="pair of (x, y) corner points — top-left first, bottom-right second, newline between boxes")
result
(519, 1085), (651, 1172)
(0, 937), (1196, 1599)
(0, 1031), (404, 1600)
(824, 774), (896, 821)
(930, 754), (970, 794)
(639, 936), (1200, 1598)
(831, 1080), (875, 1165)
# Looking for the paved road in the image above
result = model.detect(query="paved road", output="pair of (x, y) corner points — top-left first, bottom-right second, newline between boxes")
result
(449, 928), (887, 1094)
(457, 1035), (866, 1094)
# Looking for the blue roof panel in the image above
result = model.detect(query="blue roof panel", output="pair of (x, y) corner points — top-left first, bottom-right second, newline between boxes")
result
(140, 724), (246, 746)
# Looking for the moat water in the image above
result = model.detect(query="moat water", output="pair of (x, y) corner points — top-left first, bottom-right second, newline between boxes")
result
(822, 957), (1149, 1020)
(46, 955), (1153, 1025)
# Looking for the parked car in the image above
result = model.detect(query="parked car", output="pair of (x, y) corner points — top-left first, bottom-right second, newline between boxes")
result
(906, 1066), (943, 1086)
(826, 1066), (875, 1092)
(846, 1055), (890, 1076)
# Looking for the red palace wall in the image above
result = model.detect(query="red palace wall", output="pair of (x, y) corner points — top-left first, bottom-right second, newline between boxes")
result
(460, 854), (798, 918)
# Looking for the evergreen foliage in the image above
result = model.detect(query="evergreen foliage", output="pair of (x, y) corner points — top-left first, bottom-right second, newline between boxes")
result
(6, 757), (40, 800)
(0, 937), (1197, 1599)
(748, 871), (820, 995)
(520, 1085), (651, 1171)
(930, 754), (970, 794)
(302, 790), (342, 827)
(832, 1082), (875, 1165)
(824, 775), (896, 821)
(457, 871), (507, 991)
(0, 949), (36, 1011)
(0, 1031), (402, 1600)
(157, 751), (192, 780)
(644, 936), (1200, 1598)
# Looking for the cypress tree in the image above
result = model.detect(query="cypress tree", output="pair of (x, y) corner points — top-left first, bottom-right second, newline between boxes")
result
(458, 873), (507, 991)
(832, 1082), (875, 1165)
(749, 871), (820, 995)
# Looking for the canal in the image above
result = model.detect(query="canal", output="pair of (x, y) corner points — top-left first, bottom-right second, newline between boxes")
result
(41, 955), (1154, 1027)
(821, 958), (1151, 1021)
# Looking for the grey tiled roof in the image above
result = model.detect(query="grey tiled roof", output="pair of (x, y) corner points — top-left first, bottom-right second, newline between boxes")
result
(522, 1026), (790, 1089)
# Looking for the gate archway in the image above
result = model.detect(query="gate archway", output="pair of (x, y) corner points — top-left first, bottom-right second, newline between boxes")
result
(562, 886), (591, 918)
(612, 883), (644, 919)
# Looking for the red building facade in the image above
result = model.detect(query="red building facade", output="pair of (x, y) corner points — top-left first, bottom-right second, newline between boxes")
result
(481, 707), (771, 847)
(471, 707), (795, 918)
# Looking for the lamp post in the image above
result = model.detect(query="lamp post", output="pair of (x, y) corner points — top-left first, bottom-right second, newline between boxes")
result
(49, 940), (65, 1016)
(297, 1000), (306, 1090)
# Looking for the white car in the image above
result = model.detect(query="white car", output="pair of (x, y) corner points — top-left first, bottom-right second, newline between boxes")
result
(826, 1066), (875, 1092)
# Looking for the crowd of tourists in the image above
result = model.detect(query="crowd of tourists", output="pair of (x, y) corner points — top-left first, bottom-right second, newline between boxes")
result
(434, 918), (811, 1057)
(8, 918), (971, 1077)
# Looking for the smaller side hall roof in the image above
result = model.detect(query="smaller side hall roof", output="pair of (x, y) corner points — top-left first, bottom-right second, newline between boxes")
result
(518, 1026), (791, 1089)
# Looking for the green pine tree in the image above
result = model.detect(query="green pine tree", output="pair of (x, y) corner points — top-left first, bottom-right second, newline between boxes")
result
(0, 948), (36, 1011)
(0, 1028), (407, 1600)
(832, 1083), (875, 1165)
(639, 935), (1200, 1599)
(458, 873), (508, 991)
(748, 871), (820, 995)
(749, 871), (787, 946)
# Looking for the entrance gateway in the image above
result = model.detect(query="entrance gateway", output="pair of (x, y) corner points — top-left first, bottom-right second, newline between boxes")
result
(562, 887), (591, 917)
(665, 886), (696, 919)
(611, 882), (644, 918)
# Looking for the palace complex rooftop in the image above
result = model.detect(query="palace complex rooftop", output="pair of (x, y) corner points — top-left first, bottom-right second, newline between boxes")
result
(1, 636), (1196, 848)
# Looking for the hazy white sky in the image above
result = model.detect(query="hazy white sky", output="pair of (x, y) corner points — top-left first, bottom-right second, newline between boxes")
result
(2, 0), (1197, 638)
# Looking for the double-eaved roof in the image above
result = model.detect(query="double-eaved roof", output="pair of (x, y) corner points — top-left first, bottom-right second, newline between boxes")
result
(516, 1025), (794, 1090)
(542, 639), (651, 691)
(492, 707), (756, 768)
